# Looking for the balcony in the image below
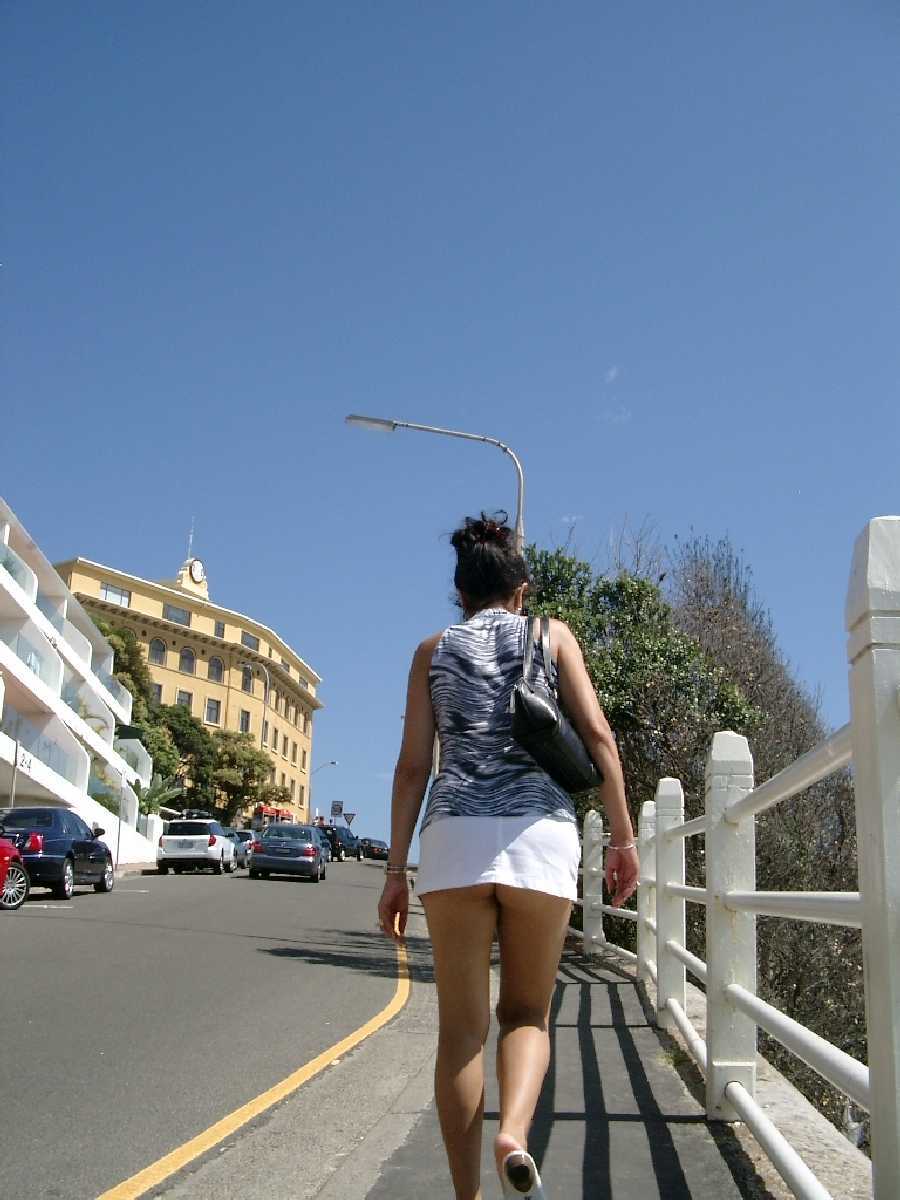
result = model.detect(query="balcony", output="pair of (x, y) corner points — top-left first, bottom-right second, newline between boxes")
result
(62, 674), (114, 744)
(36, 592), (66, 633)
(0, 705), (82, 788)
(0, 542), (38, 601)
(115, 737), (153, 788)
(89, 767), (124, 813)
(97, 667), (132, 713)
(0, 624), (63, 694)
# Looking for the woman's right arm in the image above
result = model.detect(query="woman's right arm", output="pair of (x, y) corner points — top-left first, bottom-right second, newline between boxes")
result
(552, 619), (639, 906)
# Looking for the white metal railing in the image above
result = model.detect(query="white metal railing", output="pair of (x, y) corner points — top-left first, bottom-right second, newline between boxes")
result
(575, 516), (900, 1200)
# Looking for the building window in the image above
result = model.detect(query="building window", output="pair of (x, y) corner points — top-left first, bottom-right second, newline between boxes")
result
(303, 712), (310, 734)
(205, 698), (221, 725)
(289, 779), (295, 799)
(262, 720), (269, 746)
(151, 683), (163, 705)
(281, 772), (285, 787)
(176, 690), (192, 710)
(298, 785), (305, 805)
(241, 665), (253, 693)
(208, 656), (224, 683)
(214, 620), (225, 638)
(100, 582), (131, 608)
(291, 741), (297, 764)
(179, 647), (196, 674)
(241, 632), (259, 651)
(301, 748), (308, 771)
(149, 638), (166, 665)
(239, 709), (251, 734)
(281, 658), (290, 674)
(282, 733), (289, 756)
(164, 603), (191, 627)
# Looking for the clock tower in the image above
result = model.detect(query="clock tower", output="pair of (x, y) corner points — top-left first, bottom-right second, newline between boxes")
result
(172, 556), (210, 599)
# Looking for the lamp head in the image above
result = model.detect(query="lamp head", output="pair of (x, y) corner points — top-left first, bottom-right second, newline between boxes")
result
(345, 414), (397, 433)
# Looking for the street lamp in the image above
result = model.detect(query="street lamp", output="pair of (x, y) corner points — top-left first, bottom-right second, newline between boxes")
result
(345, 415), (526, 553)
(310, 759), (338, 820)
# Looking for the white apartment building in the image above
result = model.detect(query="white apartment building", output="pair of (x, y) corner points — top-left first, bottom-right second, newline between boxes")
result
(0, 497), (157, 865)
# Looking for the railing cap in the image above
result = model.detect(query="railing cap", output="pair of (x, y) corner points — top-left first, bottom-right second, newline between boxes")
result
(654, 777), (684, 812)
(705, 730), (752, 776)
(845, 515), (900, 630)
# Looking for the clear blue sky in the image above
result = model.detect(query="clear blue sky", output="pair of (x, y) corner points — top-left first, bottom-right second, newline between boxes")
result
(4, 4), (898, 848)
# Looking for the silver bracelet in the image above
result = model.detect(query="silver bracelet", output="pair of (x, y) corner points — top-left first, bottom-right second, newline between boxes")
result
(385, 863), (408, 873)
(607, 841), (636, 851)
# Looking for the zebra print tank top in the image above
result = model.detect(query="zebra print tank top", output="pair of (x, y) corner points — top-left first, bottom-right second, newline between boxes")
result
(420, 608), (577, 832)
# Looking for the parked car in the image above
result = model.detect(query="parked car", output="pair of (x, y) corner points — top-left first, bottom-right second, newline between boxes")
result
(157, 819), (236, 875)
(364, 839), (389, 861)
(222, 828), (248, 868)
(235, 830), (254, 854)
(248, 824), (327, 882)
(0, 825), (30, 911)
(0, 807), (114, 899)
(331, 826), (362, 861)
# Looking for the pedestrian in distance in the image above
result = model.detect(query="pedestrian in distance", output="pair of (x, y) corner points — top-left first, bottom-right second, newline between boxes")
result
(378, 512), (639, 1200)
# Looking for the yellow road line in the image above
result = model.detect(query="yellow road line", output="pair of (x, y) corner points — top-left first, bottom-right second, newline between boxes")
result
(97, 940), (410, 1200)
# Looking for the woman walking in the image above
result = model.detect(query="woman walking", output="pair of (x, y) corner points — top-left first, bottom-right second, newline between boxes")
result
(378, 513), (639, 1200)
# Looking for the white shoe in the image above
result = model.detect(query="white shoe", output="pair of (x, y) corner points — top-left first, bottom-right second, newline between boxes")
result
(500, 1150), (545, 1199)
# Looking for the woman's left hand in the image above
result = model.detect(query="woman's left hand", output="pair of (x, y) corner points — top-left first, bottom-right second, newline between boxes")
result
(378, 876), (409, 940)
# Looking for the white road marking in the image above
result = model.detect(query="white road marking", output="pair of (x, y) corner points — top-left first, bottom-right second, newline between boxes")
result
(22, 904), (74, 910)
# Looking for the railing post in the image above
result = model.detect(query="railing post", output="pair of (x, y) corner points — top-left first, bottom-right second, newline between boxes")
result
(582, 809), (604, 957)
(655, 778), (685, 1030)
(637, 800), (656, 985)
(705, 730), (756, 1120)
(845, 516), (900, 1194)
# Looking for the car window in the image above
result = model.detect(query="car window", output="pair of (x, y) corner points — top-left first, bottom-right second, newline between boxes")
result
(0, 809), (56, 829)
(263, 825), (310, 840)
(74, 816), (93, 839)
(166, 821), (213, 836)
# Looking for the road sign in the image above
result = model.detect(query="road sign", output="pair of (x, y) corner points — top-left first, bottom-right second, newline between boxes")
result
(343, 812), (356, 826)
(330, 800), (343, 817)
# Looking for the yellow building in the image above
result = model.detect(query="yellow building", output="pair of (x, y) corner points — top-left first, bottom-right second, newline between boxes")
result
(54, 554), (321, 824)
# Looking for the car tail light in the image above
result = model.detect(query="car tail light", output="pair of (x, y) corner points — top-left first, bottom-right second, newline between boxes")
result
(25, 833), (44, 853)
(300, 846), (316, 858)
(208, 834), (217, 846)
(251, 841), (265, 852)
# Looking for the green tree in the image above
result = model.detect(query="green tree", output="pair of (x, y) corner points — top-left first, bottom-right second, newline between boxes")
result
(92, 619), (155, 720)
(257, 783), (292, 810)
(157, 704), (218, 809)
(136, 773), (184, 816)
(212, 730), (272, 823)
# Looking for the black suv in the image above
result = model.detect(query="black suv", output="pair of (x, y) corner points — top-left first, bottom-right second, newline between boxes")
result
(329, 826), (362, 862)
(0, 807), (115, 899)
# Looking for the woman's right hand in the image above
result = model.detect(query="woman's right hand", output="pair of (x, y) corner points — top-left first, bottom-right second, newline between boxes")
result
(606, 846), (640, 907)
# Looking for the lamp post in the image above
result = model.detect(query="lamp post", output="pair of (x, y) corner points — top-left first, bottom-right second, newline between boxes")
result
(310, 759), (338, 821)
(345, 415), (526, 553)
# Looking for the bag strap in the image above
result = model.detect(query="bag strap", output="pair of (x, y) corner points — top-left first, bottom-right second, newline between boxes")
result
(539, 617), (554, 682)
(522, 615), (536, 682)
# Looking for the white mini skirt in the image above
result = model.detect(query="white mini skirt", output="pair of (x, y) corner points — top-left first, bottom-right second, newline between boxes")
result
(416, 814), (581, 901)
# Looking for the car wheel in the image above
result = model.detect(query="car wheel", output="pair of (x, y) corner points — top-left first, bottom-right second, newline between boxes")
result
(214, 856), (224, 875)
(225, 858), (234, 874)
(158, 864), (169, 875)
(260, 870), (269, 879)
(94, 860), (115, 893)
(53, 857), (75, 901)
(249, 869), (259, 879)
(1, 861), (30, 910)
(174, 865), (183, 874)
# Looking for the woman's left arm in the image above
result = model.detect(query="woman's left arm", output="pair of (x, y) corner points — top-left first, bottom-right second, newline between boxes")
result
(379, 634), (440, 939)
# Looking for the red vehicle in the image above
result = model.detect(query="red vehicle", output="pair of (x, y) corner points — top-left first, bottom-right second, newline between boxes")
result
(0, 830), (30, 911)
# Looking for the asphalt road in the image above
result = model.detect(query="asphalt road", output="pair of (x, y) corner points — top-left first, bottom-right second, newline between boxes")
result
(2, 859), (401, 1200)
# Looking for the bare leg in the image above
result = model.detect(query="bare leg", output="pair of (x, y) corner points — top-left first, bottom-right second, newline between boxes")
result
(421, 884), (498, 1200)
(493, 885), (571, 1179)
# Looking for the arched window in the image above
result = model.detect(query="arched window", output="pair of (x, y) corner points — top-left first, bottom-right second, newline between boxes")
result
(179, 647), (196, 675)
(149, 638), (166, 666)
(208, 656), (224, 683)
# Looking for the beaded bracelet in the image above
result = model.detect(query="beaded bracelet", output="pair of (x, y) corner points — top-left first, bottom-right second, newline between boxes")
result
(607, 841), (636, 851)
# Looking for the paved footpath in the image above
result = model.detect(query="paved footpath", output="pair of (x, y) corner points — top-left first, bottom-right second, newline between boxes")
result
(364, 946), (784, 1200)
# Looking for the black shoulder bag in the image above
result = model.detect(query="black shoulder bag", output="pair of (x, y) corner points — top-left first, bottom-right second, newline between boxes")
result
(509, 617), (603, 794)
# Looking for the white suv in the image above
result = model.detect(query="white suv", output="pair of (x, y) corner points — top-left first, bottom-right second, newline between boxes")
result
(158, 819), (236, 875)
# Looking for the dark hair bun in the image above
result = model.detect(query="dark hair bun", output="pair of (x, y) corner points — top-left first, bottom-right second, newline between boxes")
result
(451, 511), (528, 606)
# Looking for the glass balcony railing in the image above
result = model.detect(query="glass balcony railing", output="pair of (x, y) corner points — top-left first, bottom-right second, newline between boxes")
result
(36, 594), (66, 633)
(97, 668), (131, 710)
(0, 544), (36, 595)
(0, 628), (54, 688)
(89, 771), (122, 813)
(0, 707), (80, 787)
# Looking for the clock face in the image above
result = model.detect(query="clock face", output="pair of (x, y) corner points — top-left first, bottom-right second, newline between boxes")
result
(189, 559), (205, 584)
